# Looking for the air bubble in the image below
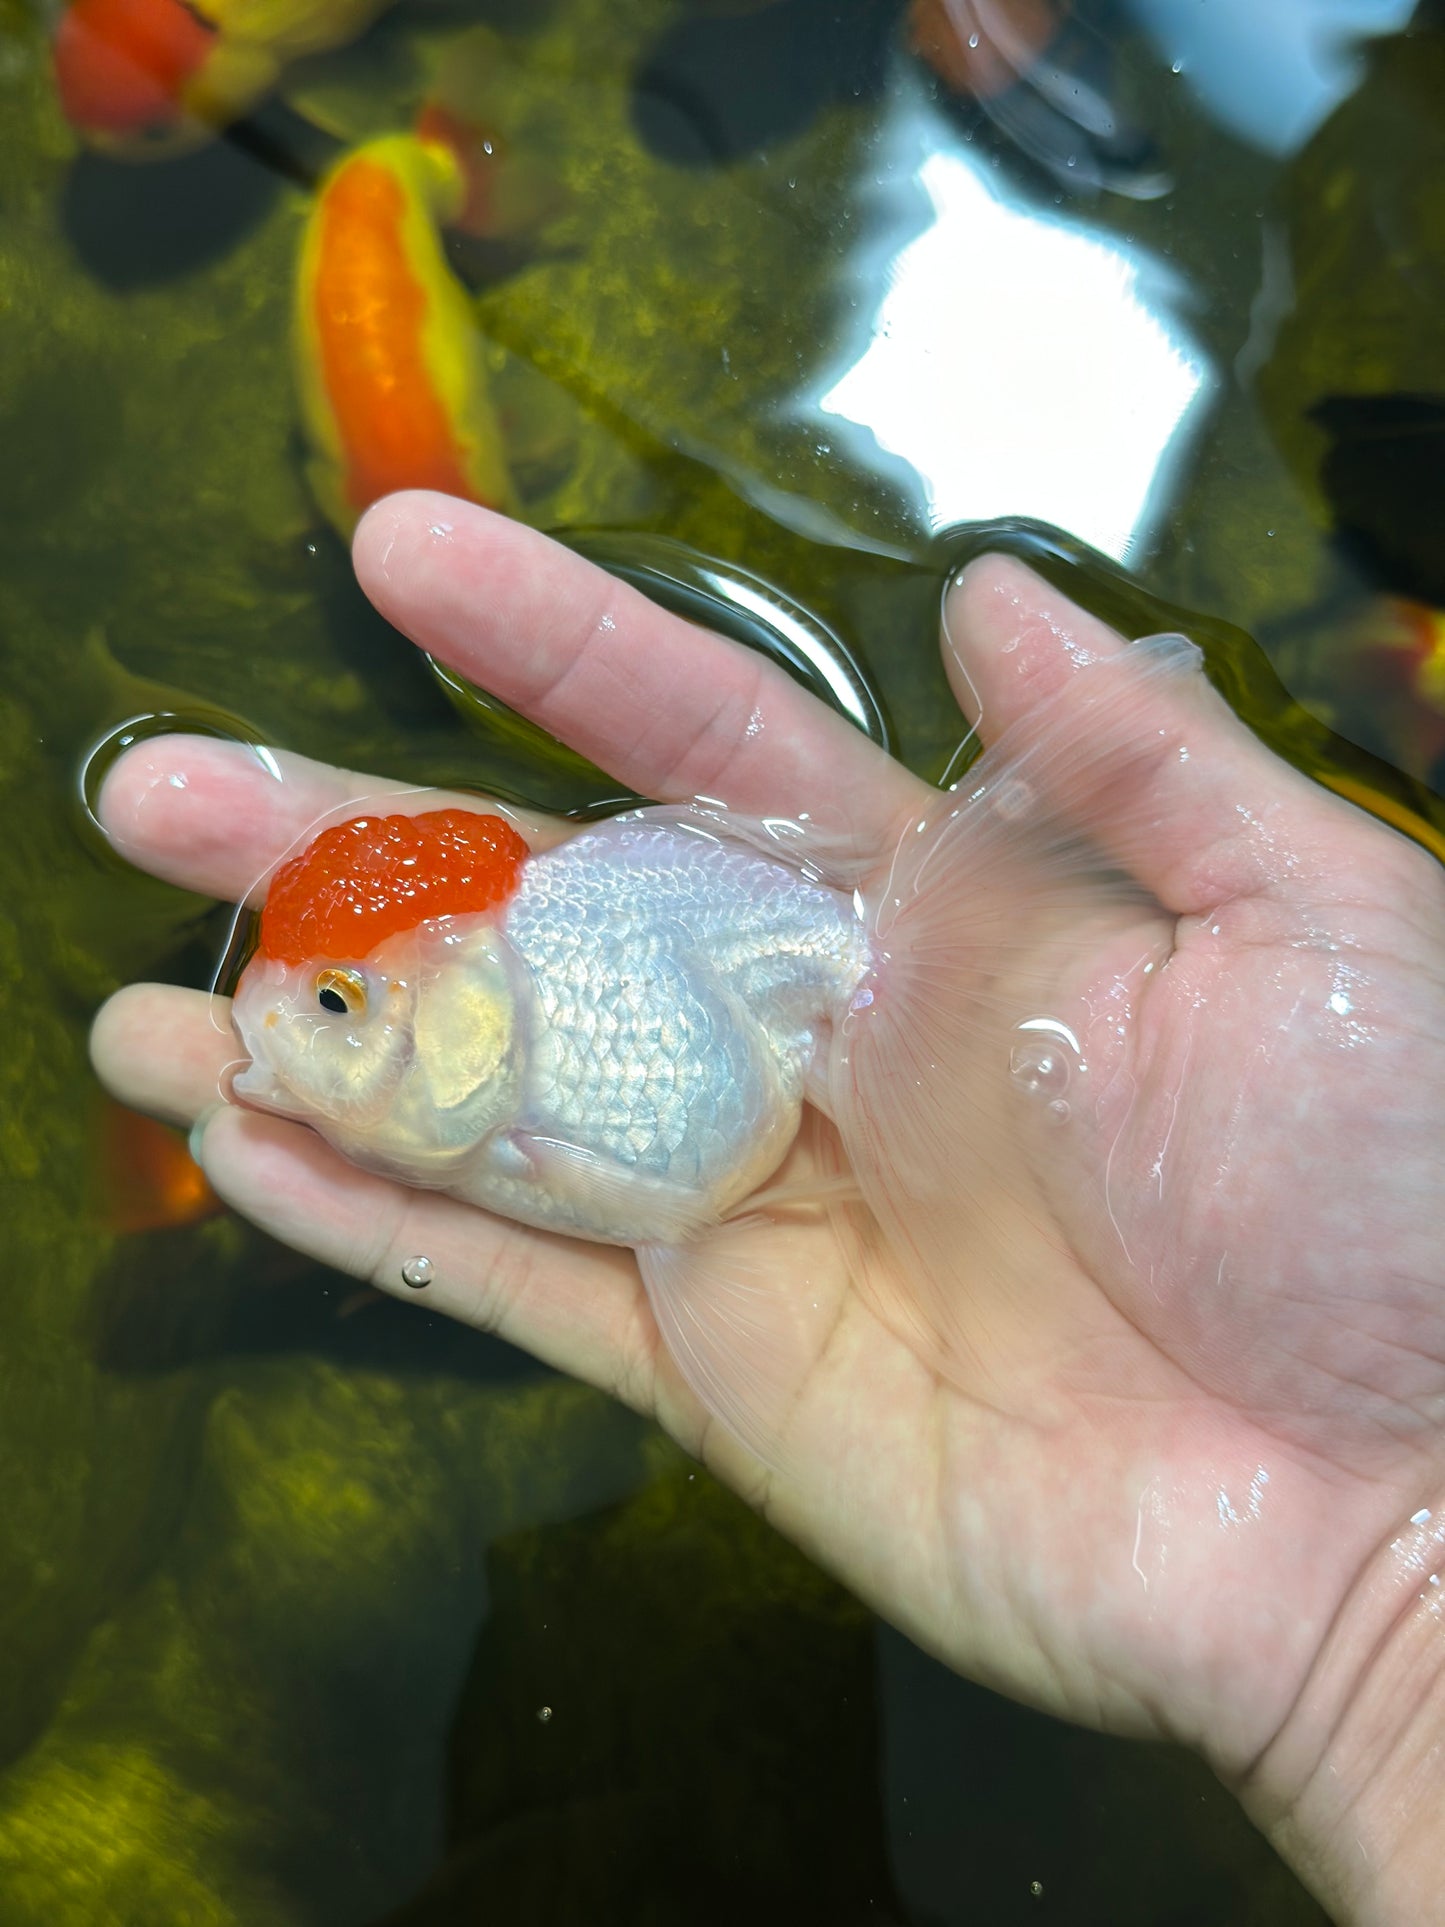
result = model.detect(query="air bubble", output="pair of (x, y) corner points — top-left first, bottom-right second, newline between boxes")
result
(1010, 1016), (1085, 1112)
(1010, 1040), (1071, 1100)
(991, 776), (1035, 822)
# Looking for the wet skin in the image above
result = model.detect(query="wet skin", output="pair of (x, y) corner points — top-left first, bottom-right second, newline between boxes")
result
(92, 493), (1445, 1923)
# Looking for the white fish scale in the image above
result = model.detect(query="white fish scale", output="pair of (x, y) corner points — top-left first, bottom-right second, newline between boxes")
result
(504, 821), (865, 1195)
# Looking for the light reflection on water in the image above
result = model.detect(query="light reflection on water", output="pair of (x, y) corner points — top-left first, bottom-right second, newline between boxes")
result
(1125, 0), (1418, 152)
(819, 106), (1210, 559)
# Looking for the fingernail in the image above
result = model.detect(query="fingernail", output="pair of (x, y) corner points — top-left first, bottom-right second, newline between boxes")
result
(188, 1103), (225, 1167)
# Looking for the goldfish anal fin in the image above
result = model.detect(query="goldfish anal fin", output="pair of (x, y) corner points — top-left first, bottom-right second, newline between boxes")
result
(637, 1224), (827, 1479)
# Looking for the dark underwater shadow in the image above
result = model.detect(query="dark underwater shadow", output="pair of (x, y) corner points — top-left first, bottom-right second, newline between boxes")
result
(88, 1215), (551, 1387)
(1312, 392), (1445, 609)
(631, 0), (903, 166)
(61, 139), (283, 289)
(370, 1476), (907, 1927)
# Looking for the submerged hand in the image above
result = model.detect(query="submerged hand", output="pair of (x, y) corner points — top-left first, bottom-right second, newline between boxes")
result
(92, 494), (1445, 1923)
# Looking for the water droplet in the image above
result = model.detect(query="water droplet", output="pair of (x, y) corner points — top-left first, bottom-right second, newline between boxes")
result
(1170, 58), (1183, 73)
(401, 1255), (434, 1290)
(537, 1705), (553, 1723)
(968, 30), (979, 47)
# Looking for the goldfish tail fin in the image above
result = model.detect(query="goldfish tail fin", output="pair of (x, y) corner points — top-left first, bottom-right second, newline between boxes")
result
(831, 632), (1204, 1381)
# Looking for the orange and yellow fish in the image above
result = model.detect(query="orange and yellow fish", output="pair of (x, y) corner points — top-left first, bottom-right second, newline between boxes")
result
(293, 124), (521, 539)
(53, 0), (394, 153)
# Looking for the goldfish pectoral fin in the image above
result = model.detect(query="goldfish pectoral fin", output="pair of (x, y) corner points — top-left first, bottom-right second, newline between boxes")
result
(506, 1132), (709, 1248)
(833, 632), (1203, 1377)
(637, 1213), (847, 1479)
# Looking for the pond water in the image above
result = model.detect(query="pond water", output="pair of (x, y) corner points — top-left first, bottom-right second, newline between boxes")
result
(1, 0), (1440, 1918)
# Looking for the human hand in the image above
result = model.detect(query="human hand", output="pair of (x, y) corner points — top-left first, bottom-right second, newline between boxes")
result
(91, 493), (1445, 1923)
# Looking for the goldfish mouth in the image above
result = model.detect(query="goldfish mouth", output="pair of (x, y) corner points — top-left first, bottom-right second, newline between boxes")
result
(230, 1058), (309, 1121)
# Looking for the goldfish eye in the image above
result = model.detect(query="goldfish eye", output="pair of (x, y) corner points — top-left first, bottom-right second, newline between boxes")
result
(315, 967), (367, 1017)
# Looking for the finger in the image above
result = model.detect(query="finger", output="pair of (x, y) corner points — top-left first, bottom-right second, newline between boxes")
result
(97, 735), (561, 906)
(942, 555), (1381, 917)
(91, 983), (242, 1126)
(353, 492), (926, 846)
(192, 1105), (662, 1415)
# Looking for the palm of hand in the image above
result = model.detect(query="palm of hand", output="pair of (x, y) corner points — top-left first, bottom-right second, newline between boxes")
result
(92, 496), (1445, 1816)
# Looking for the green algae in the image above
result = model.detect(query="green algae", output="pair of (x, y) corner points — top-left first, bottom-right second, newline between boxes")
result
(0, 1368), (649, 1924)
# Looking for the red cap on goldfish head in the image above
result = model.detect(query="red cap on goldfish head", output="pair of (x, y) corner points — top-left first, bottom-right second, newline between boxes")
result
(259, 809), (530, 966)
(53, 0), (216, 136)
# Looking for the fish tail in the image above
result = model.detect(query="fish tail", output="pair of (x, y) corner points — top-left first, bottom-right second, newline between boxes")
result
(830, 632), (1204, 1380)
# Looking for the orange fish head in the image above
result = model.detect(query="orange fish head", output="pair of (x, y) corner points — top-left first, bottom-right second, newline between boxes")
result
(415, 101), (566, 241)
(53, 0), (217, 143)
(259, 809), (530, 965)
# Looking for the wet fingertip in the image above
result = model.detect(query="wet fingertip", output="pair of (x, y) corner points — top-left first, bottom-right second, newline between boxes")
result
(352, 492), (407, 563)
(90, 739), (165, 848)
(88, 983), (144, 1090)
(940, 554), (1042, 666)
(946, 552), (1045, 617)
(91, 734), (273, 854)
(353, 490), (496, 590)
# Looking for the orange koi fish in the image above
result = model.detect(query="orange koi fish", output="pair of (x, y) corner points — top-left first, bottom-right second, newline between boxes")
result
(92, 1096), (222, 1235)
(53, 0), (393, 153)
(293, 127), (520, 540)
(907, 0), (1065, 101)
(1336, 595), (1445, 780)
